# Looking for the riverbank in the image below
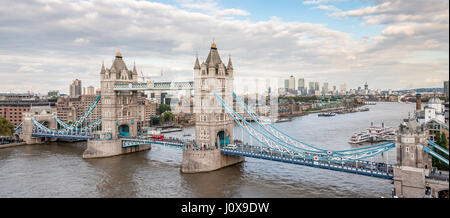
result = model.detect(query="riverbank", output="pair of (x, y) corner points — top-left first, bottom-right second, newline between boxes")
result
(0, 141), (26, 149)
(280, 105), (368, 119)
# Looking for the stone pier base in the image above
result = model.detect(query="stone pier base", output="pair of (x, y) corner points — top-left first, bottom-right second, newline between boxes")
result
(83, 139), (151, 159)
(181, 149), (244, 173)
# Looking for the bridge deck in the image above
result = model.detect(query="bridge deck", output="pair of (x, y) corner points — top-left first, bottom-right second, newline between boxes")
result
(32, 133), (92, 140)
(121, 138), (394, 179)
(221, 146), (393, 180)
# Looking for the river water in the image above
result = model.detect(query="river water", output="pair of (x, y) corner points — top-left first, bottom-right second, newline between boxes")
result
(0, 102), (414, 197)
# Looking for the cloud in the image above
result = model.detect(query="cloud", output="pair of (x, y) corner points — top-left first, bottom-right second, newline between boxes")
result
(0, 0), (448, 94)
(303, 0), (347, 5)
(178, 0), (250, 17)
(74, 37), (90, 44)
(315, 4), (341, 12)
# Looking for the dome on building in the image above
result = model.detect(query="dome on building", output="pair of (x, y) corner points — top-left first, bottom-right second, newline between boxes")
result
(428, 98), (441, 104)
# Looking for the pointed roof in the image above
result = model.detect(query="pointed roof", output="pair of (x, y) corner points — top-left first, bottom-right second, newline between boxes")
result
(101, 60), (106, 73)
(194, 55), (201, 69)
(227, 55), (233, 69)
(133, 61), (137, 74)
(116, 50), (122, 58)
(205, 43), (222, 68)
(111, 54), (128, 73)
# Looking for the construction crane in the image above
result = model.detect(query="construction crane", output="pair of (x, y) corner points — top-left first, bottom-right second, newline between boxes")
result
(138, 70), (152, 82)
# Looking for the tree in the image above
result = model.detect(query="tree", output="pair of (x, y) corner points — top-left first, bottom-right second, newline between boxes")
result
(158, 104), (171, 114)
(0, 117), (14, 136)
(150, 116), (160, 126)
(159, 111), (175, 124)
(432, 132), (449, 171)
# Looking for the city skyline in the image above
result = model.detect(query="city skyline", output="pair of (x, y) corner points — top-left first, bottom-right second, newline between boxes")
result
(0, 0), (448, 94)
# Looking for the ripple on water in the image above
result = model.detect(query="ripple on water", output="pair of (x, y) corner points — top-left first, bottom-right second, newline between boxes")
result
(0, 103), (412, 197)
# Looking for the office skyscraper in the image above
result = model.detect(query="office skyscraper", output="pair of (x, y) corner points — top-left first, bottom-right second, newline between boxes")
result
(70, 79), (82, 97)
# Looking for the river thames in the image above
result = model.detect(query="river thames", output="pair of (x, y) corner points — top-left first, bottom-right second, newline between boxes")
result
(0, 102), (414, 197)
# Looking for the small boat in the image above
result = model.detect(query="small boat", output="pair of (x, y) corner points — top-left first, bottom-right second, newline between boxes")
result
(275, 117), (292, 123)
(160, 128), (182, 133)
(183, 133), (192, 137)
(318, 112), (336, 117)
(359, 107), (370, 112)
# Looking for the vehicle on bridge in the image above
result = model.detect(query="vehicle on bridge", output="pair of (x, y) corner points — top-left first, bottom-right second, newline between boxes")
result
(150, 134), (165, 141)
(225, 144), (237, 149)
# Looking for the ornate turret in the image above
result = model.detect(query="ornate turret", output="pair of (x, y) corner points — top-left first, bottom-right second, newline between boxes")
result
(101, 60), (106, 74)
(110, 51), (134, 80)
(133, 61), (137, 74)
(194, 55), (201, 70)
(227, 55), (233, 70)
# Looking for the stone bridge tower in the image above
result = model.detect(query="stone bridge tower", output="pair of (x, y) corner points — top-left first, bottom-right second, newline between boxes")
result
(21, 106), (57, 144)
(181, 42), (244, 173)
(393, 117), (432, 197)
(98, 51), (138, 139)
(83, 51), (150, 158)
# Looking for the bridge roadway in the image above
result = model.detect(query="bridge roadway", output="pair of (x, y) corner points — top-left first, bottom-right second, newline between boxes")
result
(32, 129), (93, 140)
(121, 137), (394, 180)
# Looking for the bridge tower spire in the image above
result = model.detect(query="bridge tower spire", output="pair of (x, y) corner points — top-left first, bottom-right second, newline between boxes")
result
(182, 41), (244, 173)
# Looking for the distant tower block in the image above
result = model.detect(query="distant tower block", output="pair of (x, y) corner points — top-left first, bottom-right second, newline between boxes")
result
(83, 51), (150, 158)
(181, 41), (244, 173)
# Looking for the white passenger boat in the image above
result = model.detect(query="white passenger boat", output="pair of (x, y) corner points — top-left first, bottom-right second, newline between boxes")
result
(349, 132), (370, 144)
(349, 122), (396, 144)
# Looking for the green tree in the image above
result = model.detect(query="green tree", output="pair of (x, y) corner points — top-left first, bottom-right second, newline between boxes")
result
(0, 117), (14, 136)
(432, 132), (449, 171)
(150, 116), (160, 126)
(159, 111), (175, 124)
(158, 104), (171, 114)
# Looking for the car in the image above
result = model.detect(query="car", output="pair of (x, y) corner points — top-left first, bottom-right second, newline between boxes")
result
(225, 144), (237, 149)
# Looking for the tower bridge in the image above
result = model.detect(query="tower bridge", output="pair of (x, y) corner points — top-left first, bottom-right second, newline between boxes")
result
(17, 43), (449, 197)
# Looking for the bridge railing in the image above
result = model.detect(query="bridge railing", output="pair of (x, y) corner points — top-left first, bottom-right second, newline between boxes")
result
(91, 131), (112, 141)
(220, 144), (394, 175)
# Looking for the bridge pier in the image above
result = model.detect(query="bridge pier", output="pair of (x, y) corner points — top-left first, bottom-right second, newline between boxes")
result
(21, 106), (58, 144)
(83, 139), (151, 159)
(181, 149), (244, 173)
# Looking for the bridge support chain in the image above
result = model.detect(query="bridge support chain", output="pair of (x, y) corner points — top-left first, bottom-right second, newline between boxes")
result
(181, 149), (244, 173)
(83, 139), (151, 159)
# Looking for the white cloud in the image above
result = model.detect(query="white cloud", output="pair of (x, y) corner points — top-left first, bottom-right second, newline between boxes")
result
(303, 0), (347, 5)
(315, 4), (341, 12)
(0, 0), (448, 94)
(74, 37), (90, 44)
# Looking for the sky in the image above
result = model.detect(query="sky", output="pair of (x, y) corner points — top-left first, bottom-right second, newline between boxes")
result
(0, 0), (448, 94)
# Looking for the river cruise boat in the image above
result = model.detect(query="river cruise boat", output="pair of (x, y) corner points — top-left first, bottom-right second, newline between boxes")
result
(349, 132), (370, 144)
(349, 123), (396, 144)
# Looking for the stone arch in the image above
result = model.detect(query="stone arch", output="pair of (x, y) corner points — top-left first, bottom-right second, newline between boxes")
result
(118, 124), (130, 137)
(215, 128), (231, 148)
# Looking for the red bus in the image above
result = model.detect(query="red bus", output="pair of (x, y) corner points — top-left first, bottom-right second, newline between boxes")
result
(151, 134), (164, 141)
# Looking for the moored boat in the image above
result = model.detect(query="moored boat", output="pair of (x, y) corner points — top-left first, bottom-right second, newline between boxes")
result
(318, 112), (336, 117)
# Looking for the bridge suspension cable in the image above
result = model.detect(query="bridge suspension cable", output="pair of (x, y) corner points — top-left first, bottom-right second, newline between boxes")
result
(215, 91), (394, 162)
(232, 91), (394, 156)
(53, 95), (101, 131)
